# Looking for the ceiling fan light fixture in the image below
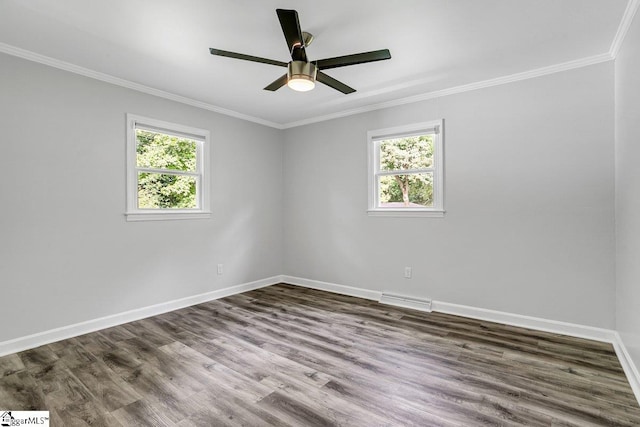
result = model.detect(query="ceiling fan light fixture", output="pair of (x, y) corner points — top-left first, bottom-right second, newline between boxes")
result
(210, 9), (391, 94)
(287, 61), (317, 92)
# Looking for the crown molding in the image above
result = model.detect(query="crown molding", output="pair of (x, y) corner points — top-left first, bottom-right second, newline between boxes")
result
(281, 53), (613, 129)
(0, 18), (624, 132)
(610, 0), (640, 58)
(0, 42), (284, 130)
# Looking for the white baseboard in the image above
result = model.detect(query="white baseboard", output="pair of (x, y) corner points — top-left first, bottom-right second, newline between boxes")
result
(280, 275), (382, 301)
(0, 276), (280, 357)
(612, 332), (640, 405)
(430, 300), (617, 343)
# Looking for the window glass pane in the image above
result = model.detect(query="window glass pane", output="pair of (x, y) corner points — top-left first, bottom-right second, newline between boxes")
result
(138, 172), (197, 209)
(378, 173), (433, 207)
(136, 129), (197, 172)
(379, 135), (433, 171)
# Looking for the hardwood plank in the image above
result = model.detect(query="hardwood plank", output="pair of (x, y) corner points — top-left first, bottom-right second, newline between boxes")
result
(19, 345), (59, 374)
(73, 333), (119, 357)
(52, 341), (98, 370)
(256, 390), (338, 426)
(117, 363), (197, 423)
(38, 366), (95, 409)
(180, 390), (291, 427)
(157, 341), (275, 403)
(55, 399), (122, 427)
(320, 378), (464, 427)
(71, 360), (142, 412)
(0, 370), (46, 410)
(122, 321), (176, 347)
(111, 399), (175, 427)
(0, 353), (25, 378)
(98, 325), (137, 343)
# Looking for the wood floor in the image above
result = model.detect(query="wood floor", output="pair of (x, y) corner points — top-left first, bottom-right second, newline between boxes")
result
(1, 284), (639, 426)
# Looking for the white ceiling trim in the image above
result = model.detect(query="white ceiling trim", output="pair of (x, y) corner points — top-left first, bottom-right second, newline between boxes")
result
(283, 0), (638, 129)
(1, 0), (636, 131)
(281, 53), (613, 129)
(0, 42), (283, 129)
(610, 0), (640, 58)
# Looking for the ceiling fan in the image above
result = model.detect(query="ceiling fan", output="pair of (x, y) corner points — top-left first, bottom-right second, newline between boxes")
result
(209, 9), (391, 94)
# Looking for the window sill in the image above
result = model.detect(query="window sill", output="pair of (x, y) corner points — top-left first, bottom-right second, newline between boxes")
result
(125, 211), (211, 222)
(367, 209), (445, 218)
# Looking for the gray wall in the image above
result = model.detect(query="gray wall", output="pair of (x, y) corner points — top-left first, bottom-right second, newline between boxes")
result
(283, 62), (616, 328)
(0, 49), (620, 343)
(0, 53), (284, 342)
(615, 12), (640, 373)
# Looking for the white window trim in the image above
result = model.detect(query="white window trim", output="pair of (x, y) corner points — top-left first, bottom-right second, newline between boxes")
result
(125, 114), (211, 221)
(367, 120), (444, 217)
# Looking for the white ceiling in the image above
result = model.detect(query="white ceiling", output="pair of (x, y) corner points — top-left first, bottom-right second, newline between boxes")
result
(0, 0), (631, 127)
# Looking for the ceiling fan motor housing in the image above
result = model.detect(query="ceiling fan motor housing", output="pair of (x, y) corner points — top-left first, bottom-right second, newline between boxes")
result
(288, 61), (317, 82)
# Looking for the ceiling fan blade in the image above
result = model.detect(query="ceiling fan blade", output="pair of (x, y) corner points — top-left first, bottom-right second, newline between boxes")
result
(264, 74), (288, 91)
(276, 9), (307, 62)
(316, 49), (391, 70)
(209, 48), (287, 67)
(317, 71), (356, 94)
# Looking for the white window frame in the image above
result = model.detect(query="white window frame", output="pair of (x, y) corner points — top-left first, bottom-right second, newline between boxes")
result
(368, 120), (444, 217)
(125, 113), (211, 221)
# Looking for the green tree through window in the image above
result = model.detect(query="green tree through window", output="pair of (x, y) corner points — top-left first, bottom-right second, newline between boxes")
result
(379, 135), (434, 207)
(136, 130), (198, 209)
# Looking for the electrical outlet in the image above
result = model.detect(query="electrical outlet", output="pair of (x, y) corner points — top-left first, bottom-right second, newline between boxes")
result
(404, 266), (412, 279)
(217, 264), (223, 275)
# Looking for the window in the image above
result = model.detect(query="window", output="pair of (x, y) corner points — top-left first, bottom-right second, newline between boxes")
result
(126, 114), (210, 221)
(368, 120), (444, 217)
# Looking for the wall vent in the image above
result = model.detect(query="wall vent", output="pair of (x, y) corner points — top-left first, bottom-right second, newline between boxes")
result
(379, 292), (432, 312)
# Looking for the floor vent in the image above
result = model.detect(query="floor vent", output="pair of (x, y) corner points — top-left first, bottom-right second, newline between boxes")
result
(379, 292), (432, 312)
